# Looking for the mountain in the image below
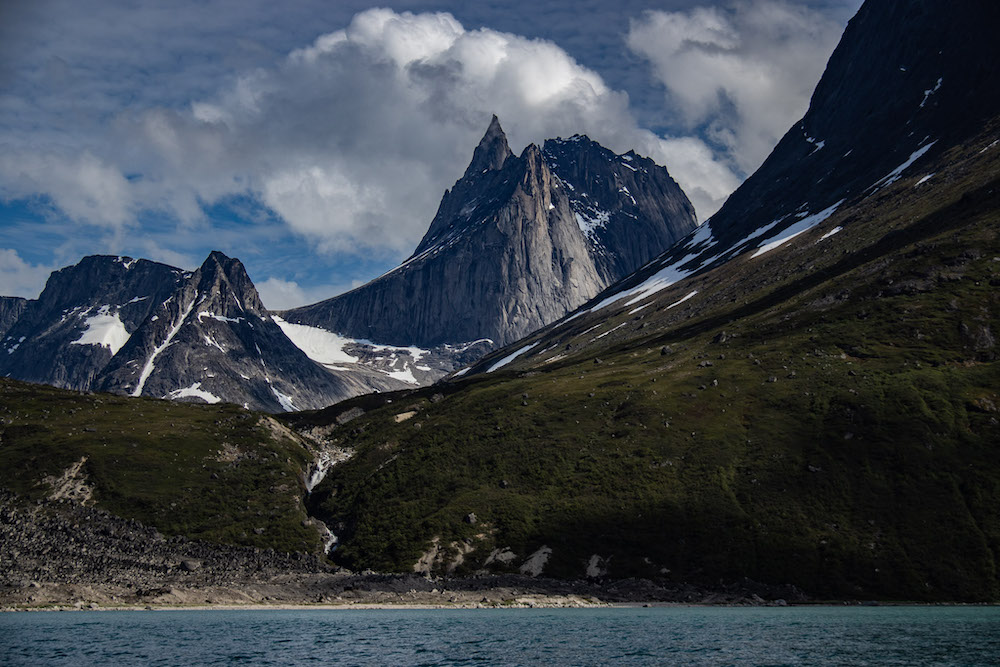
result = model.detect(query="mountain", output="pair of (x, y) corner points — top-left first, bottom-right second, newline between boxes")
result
(91, 251), (378, 412)
(0, 252), (418, 412)
(560, 0), (1000, 304)
(281, 116), (696, 349)
(292, 0), (1000, 600)
(0, 256), (185, 390)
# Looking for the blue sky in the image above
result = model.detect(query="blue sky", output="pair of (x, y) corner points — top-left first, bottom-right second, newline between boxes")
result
(0, 0), (861, 309)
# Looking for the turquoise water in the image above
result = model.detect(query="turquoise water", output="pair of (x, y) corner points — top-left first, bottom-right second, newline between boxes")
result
(2, 606), (999, 665)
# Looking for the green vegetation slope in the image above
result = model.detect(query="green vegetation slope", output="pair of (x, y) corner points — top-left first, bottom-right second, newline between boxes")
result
(295, 127), (1000, 601)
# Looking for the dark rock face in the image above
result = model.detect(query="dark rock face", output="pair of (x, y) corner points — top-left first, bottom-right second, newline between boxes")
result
(0, 256), (184, 391)
(0, 296), (28, 340)
(707, 0), (1000, 249)
(283, 119), (696, 348)
(542, 135), (696, 282)
(580, 0), (1000, 310)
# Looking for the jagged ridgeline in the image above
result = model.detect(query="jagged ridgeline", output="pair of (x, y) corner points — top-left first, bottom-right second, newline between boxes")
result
(292, 0), (1000, 600)
(0, 125), (695, 410)
(0, 253), (396, 413)
(280, 116), (696, 348)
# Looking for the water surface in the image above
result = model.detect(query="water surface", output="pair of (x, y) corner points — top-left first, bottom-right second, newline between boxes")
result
(3, 605), (999, 665)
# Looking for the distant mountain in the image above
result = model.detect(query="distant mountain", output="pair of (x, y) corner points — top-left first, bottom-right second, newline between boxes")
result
(281, 116), (696, 348)
(0, 253), (429, 411)
(91, 251), (372, 412)
(292, 0), (1000, 601)
(0, 256), (185, 391)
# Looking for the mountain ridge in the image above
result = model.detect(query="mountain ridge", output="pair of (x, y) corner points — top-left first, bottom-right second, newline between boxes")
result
(283, 118), (696, 348)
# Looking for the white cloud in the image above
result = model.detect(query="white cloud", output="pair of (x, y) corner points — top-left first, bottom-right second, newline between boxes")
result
(0, 150), (132, 227)
(256, 276), (361, 311)
(0, 249), (53, 299)
(627, 0), (844, 175)
(2, 4), (842, 258)
(87, 8), (743, 240)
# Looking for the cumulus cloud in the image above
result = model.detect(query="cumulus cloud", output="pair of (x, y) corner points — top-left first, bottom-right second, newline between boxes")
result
(0, 249), (53, 299)
(10, 8), (739, 247)
(627, 0), (844, 175)
(3, 3), (849, 264)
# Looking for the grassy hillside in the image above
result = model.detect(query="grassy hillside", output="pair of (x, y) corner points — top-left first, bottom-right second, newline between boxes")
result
(0, 380), (322, 553)
(295, 130), (1000, 601)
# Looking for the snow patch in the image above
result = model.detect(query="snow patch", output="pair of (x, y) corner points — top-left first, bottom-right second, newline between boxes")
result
(487, 341), (540, 373)
(385, 363), (419, 385)
(273, 316), (360, 365)
(574, 209), (611, 236)
(270, 387), (297, 412)
(805, 135), (826, 154)
(819, 226), (843, 241)
(132, 298), (195, 397)
(665, 290), (699, 310)
(203, 334), (226, 353)
(451, 367), (470, 378)
(71, 306), (130, 355)
(588, 222), (714, 314)
(167, 382), (221, 404)
(871, 141), (937, 191)
(914, 173), (935, 186)
(197, 311), (243, 324)
(595, 322), (627, 340)
(919, 77), (942, 108)
(751, 200), (844, 258)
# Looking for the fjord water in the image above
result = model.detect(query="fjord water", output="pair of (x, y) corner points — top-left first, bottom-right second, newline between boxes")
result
(4, 606), (1000, 666)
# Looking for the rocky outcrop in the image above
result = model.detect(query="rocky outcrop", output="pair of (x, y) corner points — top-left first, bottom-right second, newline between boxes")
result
(283, 117), (696, 348)
(542, 135), (696, 282)
(0, 296), (28, 340)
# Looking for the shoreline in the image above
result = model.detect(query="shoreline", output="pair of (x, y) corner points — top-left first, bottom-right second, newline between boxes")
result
(6, 599), (997, 613)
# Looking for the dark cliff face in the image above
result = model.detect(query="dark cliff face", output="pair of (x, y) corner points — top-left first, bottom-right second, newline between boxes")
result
(0, 296), (28, 340)
(0, 256), (184, 391)
(542, 135), (696, 282)
(578, 0), (1000, 306)
(706, 0), (1000, 249)
(284, 119), (697, 348)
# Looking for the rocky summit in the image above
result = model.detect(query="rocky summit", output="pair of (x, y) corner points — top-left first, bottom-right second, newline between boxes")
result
(0, 253), (413, 412)
(281, 115), (696, 349)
